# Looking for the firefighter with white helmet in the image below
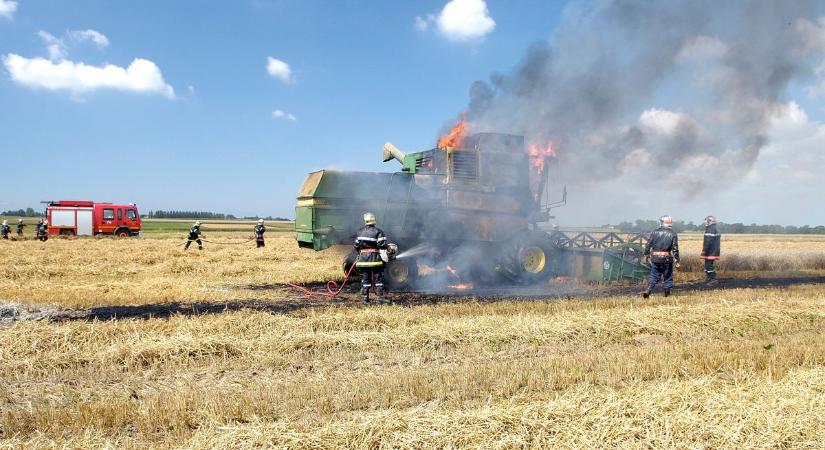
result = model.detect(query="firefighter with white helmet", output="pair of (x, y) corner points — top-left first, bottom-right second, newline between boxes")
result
(355, 212), (389, 304)
(184, 220), (204, 250)
(254, 219), (266, 248)
(641, 215), (680, 298)
(701, 215), (721, 284)
(0, 220), (9, 240)
(36, 218), (48, 241)
(16, 219), (25, 238)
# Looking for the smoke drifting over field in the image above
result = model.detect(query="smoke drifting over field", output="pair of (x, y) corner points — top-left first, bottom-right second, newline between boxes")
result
(462, 1), (825, 208)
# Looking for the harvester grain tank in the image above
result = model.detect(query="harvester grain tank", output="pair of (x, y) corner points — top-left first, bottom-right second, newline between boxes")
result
(295, 133), (645, 288)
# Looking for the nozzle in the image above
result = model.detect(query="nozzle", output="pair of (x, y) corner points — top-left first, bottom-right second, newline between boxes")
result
(382, 142), (406, 164)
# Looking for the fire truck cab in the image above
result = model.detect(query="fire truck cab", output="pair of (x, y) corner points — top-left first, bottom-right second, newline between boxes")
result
(46, 200), (142, 237)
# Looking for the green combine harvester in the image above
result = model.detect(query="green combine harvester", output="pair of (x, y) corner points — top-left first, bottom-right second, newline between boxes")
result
(295, 132), (647, 289)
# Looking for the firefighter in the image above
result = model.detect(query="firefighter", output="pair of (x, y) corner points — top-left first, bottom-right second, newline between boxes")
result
(254, 219), (266, 248)
(641, 215), (680, 298)
(355, 212), (389, 304)
(17, 219), (25, 238)
(36, 219), (48, 241)
(184, 221), (204, 250)
(1, 220), (9, 239)
(701, 215), (721, 284)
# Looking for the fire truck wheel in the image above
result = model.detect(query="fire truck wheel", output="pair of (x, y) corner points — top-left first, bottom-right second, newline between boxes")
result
(115, 228), (130, 238)
(385, 259), (418, 290)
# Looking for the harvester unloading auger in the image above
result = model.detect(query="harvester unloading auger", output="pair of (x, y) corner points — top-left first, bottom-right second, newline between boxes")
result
(295, 132), (648, 290)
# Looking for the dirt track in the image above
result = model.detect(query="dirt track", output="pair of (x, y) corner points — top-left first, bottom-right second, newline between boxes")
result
(2, 275), (823, 325)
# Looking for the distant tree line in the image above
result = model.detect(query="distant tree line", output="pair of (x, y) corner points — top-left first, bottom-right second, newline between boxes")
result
(144, 210), (291, 221)
(0, 207), (42, 217)
(144, 210), (238, 219)
(609, 220), (825, 235)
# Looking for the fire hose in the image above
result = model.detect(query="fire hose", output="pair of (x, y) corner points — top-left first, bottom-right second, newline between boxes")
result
(179, 237), (257, 246)
(286, 244), (397, 299)
(286, 261), (358, 298)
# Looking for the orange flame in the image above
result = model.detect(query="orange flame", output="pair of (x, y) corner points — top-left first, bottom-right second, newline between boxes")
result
(448, 283), (474, 290)
(527, 141), (557, 173)
(445, 265), (459, 278)
(437, 114), (468, 150)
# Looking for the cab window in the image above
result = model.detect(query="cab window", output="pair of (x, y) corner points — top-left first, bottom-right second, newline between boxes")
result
(103, 208), (114, 220)
(117, 209), (123, 220)
(126, 209), (137, 220)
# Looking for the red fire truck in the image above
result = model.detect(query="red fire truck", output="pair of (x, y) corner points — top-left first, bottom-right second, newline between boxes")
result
(46, 200), (142, 237)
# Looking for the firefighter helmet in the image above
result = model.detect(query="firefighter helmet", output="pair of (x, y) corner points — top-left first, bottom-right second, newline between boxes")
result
(258, 219), (264, 224)
(704, 215), (717, 225)
(363, 212), (376, 225)
(194, 221), (201, 226)
(660, 215), (673, 228)
(2, 220), (6, 226)
(18, 219), (23, 223)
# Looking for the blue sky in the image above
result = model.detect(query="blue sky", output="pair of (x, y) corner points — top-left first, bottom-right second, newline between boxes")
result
(0, 0), (566, 218)
(2, 0), (824, 225)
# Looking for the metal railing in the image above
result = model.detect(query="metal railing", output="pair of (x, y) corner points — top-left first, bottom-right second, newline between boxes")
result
(550, 230), (649, 249)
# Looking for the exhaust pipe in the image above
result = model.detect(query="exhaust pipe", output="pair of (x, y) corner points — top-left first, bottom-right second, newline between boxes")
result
(382, 142), (406, 164)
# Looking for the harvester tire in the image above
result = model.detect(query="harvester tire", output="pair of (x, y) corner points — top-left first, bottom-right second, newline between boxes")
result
(385, 259), (418, 290)
(504, 232), (557, 284)
(342, 249), (359, 278)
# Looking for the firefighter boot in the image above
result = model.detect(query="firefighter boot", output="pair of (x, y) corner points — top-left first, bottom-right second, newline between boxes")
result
(361, 286), (371, 304)
(664, 288), (671, 297)
(640, 287), (652, 299)
(376, 286), (389, 305)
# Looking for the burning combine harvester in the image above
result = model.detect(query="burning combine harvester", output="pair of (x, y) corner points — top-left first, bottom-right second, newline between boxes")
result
(295, 126), (647, 290)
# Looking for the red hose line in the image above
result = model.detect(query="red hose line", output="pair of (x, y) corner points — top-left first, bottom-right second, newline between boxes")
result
(287, 261), (358, 298)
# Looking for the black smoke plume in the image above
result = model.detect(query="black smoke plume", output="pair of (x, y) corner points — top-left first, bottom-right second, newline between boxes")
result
(463, 0), (825, 198)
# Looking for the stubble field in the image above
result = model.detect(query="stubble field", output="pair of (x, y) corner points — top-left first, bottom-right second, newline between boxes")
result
(1, 226), (824, 448)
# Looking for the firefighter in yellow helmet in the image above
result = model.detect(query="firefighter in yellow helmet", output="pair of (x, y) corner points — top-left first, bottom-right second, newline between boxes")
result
(355, 212), (389, 304)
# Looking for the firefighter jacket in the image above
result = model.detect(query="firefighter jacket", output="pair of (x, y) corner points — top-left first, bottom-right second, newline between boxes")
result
(254, 224), (265, 239)
(17, 223), (25, 234)
(644, 226), (680, 264)
(354, 224), (387, 268)
(701, 223), (721, 260)
(1, 224), (9, 236)
(188, 225), (201, 240)
(36, 223), (47, 235)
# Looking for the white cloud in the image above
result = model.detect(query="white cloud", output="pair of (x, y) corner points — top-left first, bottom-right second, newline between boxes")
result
(639, 108), (691, 135)
(266, 57), (293, 83)
(414, 15), (430, 32)
(3, 54), (175, 98)
(0, 0), (17, 19)
(435, 0), (495, 41)
(69, 29), (110, 48)
(38, 30), (67, 61)
(272, 109), (297, 121)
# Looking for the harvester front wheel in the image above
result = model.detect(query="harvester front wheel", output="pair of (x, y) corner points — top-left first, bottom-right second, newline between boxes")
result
(342, 249), (359, 278)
